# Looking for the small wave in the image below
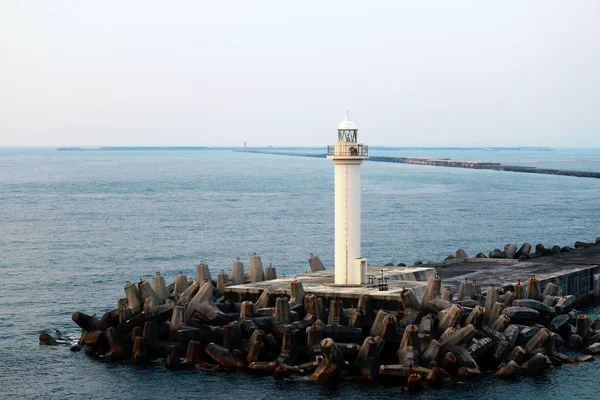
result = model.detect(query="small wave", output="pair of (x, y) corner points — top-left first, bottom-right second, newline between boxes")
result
(142, 254), (189, 262)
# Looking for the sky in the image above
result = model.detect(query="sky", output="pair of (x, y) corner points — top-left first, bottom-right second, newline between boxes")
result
(0, 1), (599, 147)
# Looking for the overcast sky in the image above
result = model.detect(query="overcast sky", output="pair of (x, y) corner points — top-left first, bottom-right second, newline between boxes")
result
(1, 1), (599, 147)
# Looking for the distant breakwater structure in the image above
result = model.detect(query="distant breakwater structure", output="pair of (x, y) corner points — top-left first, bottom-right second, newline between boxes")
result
(238, 149), (600, 179)
(54, 146), (600, 179)
(42, 237), (600, 391)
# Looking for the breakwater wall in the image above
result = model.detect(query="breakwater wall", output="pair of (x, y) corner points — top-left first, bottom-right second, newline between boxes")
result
(44, 236), (600, 391)
(239, 150), (600, 179)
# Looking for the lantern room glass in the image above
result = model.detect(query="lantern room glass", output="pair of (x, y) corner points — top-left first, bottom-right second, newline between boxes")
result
(338, 129), (357, 143)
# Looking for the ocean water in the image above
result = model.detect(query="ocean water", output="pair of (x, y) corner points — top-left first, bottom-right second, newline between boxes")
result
(1, 148), (599, 399)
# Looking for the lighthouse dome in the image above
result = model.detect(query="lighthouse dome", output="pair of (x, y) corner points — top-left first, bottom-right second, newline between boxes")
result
(338, 113), (358, 130)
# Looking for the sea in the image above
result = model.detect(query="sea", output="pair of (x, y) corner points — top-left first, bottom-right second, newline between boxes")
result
(1, 147), (599, 399)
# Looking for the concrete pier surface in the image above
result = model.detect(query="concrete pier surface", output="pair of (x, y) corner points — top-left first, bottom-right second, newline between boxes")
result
(226, 245), (600, 306)
(225, 265), (436, 306)
(438, 245), (600, 297)
(239, 150), (600, 179)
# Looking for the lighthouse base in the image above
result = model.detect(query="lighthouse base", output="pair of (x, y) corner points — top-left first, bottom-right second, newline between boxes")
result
(334, 257), (368, 286)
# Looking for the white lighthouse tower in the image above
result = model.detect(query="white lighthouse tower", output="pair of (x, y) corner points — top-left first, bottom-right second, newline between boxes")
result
(327, 112), (369, 285)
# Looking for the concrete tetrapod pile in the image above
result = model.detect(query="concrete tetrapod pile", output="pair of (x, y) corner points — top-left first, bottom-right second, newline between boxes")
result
(65, 260), (600, 391)
(415, 237), (600, 266)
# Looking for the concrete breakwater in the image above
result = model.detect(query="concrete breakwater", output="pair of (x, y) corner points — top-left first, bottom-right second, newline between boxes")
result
(49, 237), (600, 390)
(239, 150), (600, 179)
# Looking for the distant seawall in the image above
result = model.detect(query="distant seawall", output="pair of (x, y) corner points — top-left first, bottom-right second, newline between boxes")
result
(56, 146), (211, 151)
(238, 149), (600, 179)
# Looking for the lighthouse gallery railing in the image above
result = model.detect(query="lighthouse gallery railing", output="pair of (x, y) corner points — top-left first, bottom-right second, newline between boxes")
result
(327, 144), (369, 157)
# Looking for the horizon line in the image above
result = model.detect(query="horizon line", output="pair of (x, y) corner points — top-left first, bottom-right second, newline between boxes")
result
(2, 145), (598, 150)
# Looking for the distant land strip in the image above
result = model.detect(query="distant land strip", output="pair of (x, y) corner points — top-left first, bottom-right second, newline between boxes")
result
(56, 146), (211, 151)
(238, 149), (600, 179)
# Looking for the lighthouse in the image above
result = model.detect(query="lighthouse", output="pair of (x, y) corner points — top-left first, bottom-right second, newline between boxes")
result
(327, 112), (369, 285)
